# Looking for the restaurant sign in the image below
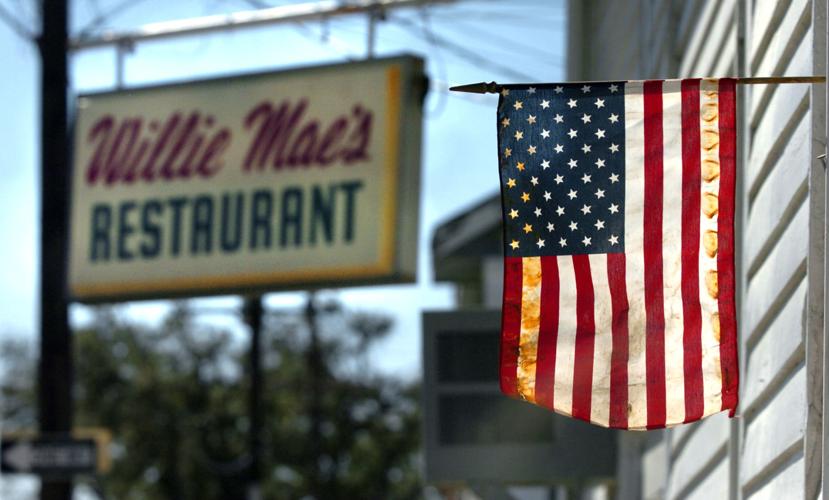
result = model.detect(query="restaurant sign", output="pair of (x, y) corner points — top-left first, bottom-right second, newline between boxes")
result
(69, 56), (424, 301)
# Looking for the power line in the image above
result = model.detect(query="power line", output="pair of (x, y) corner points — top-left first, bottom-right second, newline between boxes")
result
(0, 1), (34, 41)
(440, 18), (564, 63)
(71, 0), (459, 50)
(240, 0), (361, 60)
(76, 0), (153, 39)
(415, 6), (450, 117)
(238, 1), (497, 110)
(388, 13), (538, 82)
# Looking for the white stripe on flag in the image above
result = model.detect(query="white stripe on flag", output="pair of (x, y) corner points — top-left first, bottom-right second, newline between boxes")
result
(589, 253), (613, 427)
(624, 81), (648, 430)
(661, 80), (687, 426)
(553, 255), (577, 417)
(699, 79), (723, 416)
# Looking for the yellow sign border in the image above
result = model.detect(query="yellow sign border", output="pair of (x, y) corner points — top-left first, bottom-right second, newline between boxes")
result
(71, 62), (408, 300)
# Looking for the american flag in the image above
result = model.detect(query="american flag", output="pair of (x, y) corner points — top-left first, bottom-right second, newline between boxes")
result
(497, 79), (738, 430)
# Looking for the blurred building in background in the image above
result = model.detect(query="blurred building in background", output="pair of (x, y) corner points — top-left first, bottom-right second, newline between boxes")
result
(430, 0), (826, 498)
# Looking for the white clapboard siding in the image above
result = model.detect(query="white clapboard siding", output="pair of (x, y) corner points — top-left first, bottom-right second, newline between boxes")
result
(667, 418), (695, 458)
(750, 0), (796, 70)
(744, 454), (805, 500)
(675, 0), (708, 58)
(741, 364), (807, 488)
(744, 113), (810, 275)
(742, 279), (806, 409)
(642, 435), (667, 500)
(740, 1), (818, 499)
(694, 3), (736, 77)
(750, 31), (813, 136)
(678, 0), (721, 77)
(712, 24), (737, 77)
(682, 458), (729, 500)
(667, 412), (730, 498)
(748, 0), (811, 126)
(746, 80), (810, 198)
(743, 201), (809, 341)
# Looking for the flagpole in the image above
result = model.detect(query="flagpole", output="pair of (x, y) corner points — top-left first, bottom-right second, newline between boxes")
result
(449, 76), (827, 94)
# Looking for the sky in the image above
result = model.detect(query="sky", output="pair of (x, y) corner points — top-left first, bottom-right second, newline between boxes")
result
(0, 0), (566, 378)
(0, 0), (565, 495)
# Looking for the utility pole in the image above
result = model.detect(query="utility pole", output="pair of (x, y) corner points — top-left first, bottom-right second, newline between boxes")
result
(304, 293), (323, 498)
(243, 296), (265, 500)
(38, 1), (72, 500)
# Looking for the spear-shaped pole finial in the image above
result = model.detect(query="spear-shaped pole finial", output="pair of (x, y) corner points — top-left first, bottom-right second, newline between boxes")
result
(449, 81), (502, 94)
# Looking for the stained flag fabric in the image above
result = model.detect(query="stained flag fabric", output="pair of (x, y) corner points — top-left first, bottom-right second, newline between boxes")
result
(497, 79), (738, 430)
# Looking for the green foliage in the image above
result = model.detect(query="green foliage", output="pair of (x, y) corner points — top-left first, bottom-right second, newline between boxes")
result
(1, 301), (422, 499)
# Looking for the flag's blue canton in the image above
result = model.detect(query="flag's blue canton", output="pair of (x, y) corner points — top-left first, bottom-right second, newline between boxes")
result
(498, 83), (626, 257)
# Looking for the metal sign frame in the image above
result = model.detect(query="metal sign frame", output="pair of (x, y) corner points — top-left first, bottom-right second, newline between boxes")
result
(68, 54), (425, 302)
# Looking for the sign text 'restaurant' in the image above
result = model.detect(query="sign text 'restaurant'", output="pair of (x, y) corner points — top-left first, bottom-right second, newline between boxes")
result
(69, 56), (423, 300)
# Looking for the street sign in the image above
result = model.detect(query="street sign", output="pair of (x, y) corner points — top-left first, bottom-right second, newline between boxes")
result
(1, 437), (97, 477)
(68, 55), (425, 302)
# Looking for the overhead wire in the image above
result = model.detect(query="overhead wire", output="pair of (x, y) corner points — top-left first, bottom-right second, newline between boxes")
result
(76, 0), (153, 40)
(0, 1), (35, 40)
(430, 11), (563, 23)
(280, 6), (523, 107)
(387, 13), (538, 82)
(70, 0), (546, 107)
(441, 18), (564, 65)
(241, 0), (360, 60)
(416, 5), (449, 118)
(87, 0), (103, 20)
(236, 0), (502, 110)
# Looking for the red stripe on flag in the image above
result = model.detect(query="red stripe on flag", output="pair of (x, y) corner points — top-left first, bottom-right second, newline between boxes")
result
(643, 80), (667, 429)
(571, 254), (595, 422)
(680, 79), (704, 423)
(607, 253), (630, 429)
(500, 256), (523, 397)
(534, 256), (560, 409)
(717, 78), (739, 415)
